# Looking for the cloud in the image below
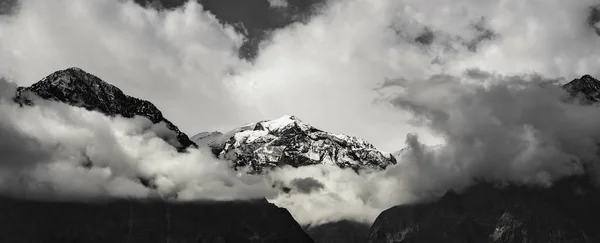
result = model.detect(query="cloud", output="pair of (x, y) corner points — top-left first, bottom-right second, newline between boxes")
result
(384, 72), (600, 191)
(0, 77), (275, 201)
(267, 0), (288, 8)
(0, 0), (252, 135)
(290, 177), (325, 194)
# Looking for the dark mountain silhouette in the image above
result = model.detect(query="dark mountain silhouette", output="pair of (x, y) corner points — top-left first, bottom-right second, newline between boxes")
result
(0, 196), (314, 243)
(13, 67), (197, 152)
(368, 176), (600, 243)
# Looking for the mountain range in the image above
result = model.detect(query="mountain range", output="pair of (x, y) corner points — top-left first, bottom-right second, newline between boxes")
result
(3, 67), (600, 242)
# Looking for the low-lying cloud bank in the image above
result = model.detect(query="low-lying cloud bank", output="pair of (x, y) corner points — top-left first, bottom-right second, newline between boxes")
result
(0, 78), (274, 201)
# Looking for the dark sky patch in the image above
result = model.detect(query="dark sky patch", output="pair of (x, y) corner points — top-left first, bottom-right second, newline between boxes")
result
(133, 0), (325, 59)
(589, 5), (600, 36)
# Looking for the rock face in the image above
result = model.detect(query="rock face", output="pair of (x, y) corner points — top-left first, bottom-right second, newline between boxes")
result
(13, 67), (197, 152)
(563, 74), (600, 103)
(0, 195), (315, 243)
(368, 176), (600, 243)
(203, 115), (396, 173)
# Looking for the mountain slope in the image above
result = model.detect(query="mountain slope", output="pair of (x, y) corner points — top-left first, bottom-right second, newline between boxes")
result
(199, 115), (396, 173)
(304, 220), (370, 243)
(0, 196), (315, 243)
(368, 176), (600, 243)
(13, 67), (197, 152)
(563, 74), (600, 103)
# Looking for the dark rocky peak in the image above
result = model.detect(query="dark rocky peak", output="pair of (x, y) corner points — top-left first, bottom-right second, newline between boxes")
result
(563, 74), (600, 103)
(368, 175), (600, 243)
(13, 67), (196, 152)
(205, 115), (396, 173)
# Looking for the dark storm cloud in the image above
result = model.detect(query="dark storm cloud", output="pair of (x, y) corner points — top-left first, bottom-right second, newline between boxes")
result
(291, 177), (325, 194)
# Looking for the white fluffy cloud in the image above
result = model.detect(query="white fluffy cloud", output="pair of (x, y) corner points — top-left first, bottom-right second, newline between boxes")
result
(0, 0), (252, 134)
(0, 78), (275, 200)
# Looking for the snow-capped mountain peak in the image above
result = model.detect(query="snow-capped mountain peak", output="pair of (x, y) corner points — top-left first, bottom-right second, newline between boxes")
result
(200, 115), (397, 173)
(258, 115), (306, 132)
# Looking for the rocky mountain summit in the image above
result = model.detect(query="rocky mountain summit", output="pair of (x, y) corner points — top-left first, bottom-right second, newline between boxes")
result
(195, 115), (397, 173)
(13, 67), (197, 152)
(563, 74), (600, 103)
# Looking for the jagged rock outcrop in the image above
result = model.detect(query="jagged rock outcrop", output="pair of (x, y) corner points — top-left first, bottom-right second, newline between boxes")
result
(13, 67), (197, 152)
(368, 176), (600, 243)
(0, 195), (315, 243)
(563, 74), (600, 103)
(198, 115), (396, 173)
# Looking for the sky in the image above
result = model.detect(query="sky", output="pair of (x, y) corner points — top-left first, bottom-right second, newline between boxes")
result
(1, 0), (599, 152)
(1, 0), (600, 225)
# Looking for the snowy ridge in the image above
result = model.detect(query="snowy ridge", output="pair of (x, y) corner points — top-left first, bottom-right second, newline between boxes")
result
(202, 115), (397, 173)
(13, 67), (197, 152)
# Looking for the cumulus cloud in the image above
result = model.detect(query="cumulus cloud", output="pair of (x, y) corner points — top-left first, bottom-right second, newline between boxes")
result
(0, 77), (275, 201)
(0, 0), (252, 135)
(228, 0), (600, 152)
(378, 72), (600, 202)
(3, 0), (599, 153)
